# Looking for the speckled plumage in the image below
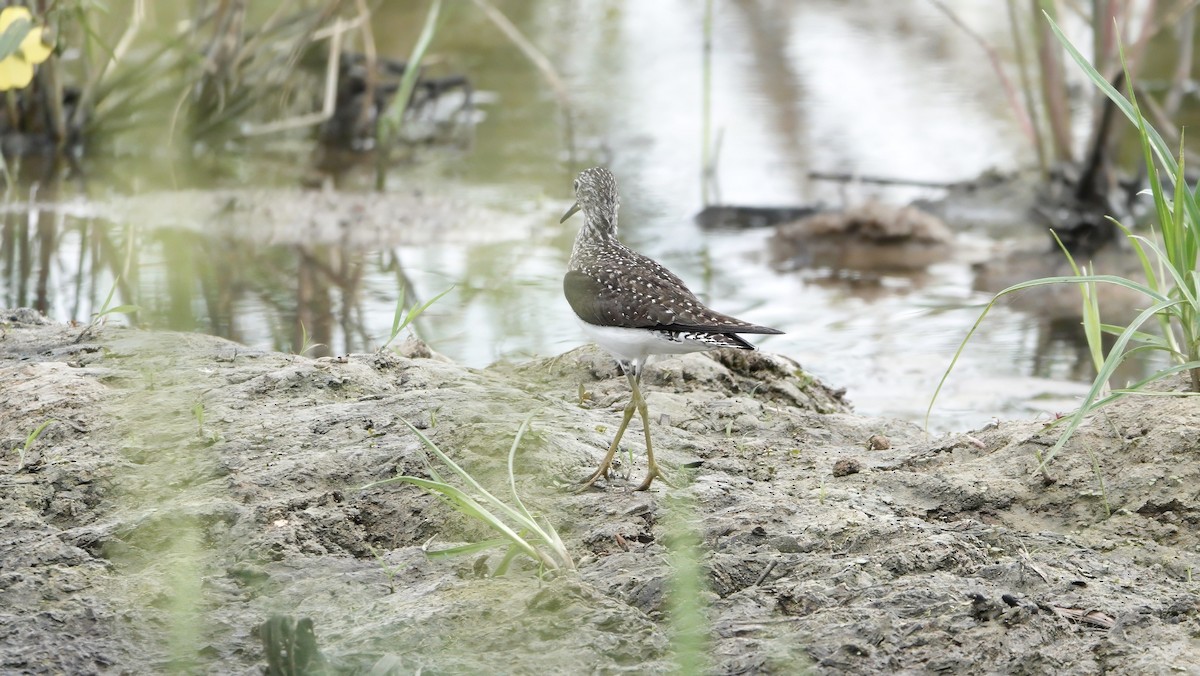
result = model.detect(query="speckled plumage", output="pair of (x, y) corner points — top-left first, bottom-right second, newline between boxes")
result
(562, 167), (781, 363)
(560, 167), (783, 491)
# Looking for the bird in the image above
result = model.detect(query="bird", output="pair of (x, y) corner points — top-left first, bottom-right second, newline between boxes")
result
(560, 167), (783, 491)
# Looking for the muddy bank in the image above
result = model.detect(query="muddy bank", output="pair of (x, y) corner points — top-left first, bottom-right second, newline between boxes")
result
(1, 308), (1198, 674)
(1, 185), (544, 250)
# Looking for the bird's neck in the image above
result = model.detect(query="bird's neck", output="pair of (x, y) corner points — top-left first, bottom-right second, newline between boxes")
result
(576, 212), (617, 244)
(583, 209), (617, 238)
(569, 212), (619, 268)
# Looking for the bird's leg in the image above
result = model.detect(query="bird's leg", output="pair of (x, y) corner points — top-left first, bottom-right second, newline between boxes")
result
(578, 397), (636, 489)
(578, 361), (637, 490)
(631, 370), (672, 491)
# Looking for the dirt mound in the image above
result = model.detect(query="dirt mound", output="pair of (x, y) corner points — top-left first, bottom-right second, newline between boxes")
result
(1, 311), (1197, 673)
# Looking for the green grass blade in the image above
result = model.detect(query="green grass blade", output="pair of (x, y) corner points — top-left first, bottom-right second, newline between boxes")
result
(1097, 323), (1171, 348)
(401, 420), (571, 570)
(424, 538), (511, 558)
(1126, 234), (1197, 307)
(97, 277), (120, 314)
(381, 284), (453, 351)
(1112, 385), (1200, 396)
(1038, 297), (1185, 470)
(1050, 230), (1083, 277)
(389, 476), (551, 567)
(1071, 360), (1200, 415)
(539, 517), (569, 563)
(13, 419), (56, 469)
(377, 0), (443, 142)
(927, 297), (999, 430)
(1045, 14), (1174, 174)
(362, 418), (571, 573)
(507, 413), (538, 523)
(1131, 77), (1176, 257)
(1169, 143), (1189, 273)
(401, 285), (454, 331)
(1080, 275), (1103, 376)
(1117, 343), (1180, 363)
(1048, 12), (1200, 232)
(399, 419), (538, 532)
(1050, 231), (1103, 374)
(22, 419), (56, 450)
(503, 414), (573, 567)
(929, 273), (1169, 428)
(995, 274), (1167, 303)
(1112, 219), (1163, 297)
(491, 545), (522, 576)
(1125, 227), (1189, 357)
(390, 283), (407, 337)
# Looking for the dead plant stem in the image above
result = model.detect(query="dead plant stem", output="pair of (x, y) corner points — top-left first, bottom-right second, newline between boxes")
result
(470, 0), (575, 158)
(930, 0), (1038, 150)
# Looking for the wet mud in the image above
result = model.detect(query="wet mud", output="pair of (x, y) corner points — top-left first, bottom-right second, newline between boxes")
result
(1, 308), (1198, 674)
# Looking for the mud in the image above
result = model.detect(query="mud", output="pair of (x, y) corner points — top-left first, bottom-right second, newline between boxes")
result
(1, 308), (1198, 674)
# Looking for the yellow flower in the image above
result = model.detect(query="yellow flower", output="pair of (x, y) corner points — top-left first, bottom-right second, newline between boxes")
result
(0, 6), (52, 92)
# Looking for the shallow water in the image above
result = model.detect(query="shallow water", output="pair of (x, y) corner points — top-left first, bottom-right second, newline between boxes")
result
(0, 1), (1168, 432)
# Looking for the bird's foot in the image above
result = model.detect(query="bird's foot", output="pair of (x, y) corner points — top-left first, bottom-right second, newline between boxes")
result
(574, 461), (615, 492)
(633, 463), (675, 491)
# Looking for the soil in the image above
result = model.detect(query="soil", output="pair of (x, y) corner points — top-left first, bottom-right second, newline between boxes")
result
(2, 308), (1198, 674)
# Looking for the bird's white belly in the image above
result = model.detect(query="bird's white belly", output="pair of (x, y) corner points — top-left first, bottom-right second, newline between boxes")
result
(577, 319), (714, 363)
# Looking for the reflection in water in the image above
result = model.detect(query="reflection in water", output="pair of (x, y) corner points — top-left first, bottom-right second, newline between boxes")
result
(1, 210), (408, 359)
(3, 205), (70, 317)
(0, 191), (1162, 435)
(1030, 318), (1120, 383)
(0, 1), (1192, 433)
(768, 203), (954, 273)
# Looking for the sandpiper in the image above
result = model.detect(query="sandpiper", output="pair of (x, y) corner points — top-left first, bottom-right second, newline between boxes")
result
(561, 167), (782, 490)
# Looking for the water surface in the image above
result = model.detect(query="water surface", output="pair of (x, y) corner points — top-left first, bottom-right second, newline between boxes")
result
(1, 1), (1163, 432)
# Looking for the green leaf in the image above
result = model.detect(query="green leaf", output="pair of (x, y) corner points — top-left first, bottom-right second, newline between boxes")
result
(1098, 323), (1169, 348)
(490, 545), (522, 576)
(0, 18), (32, 62)
(389, 283), (407, 336)
(507, 413), (538, 524)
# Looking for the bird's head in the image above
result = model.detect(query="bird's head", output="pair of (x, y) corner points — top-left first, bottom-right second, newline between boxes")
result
(560, 167), (619, 236)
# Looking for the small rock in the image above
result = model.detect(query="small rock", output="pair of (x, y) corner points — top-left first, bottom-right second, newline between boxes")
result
(832, 458), (862, 477)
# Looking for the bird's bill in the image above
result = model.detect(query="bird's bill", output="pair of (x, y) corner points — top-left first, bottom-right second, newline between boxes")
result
(559, 202), (581, 223)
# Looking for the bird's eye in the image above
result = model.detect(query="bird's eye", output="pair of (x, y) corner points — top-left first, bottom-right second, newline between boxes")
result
(573, 180), (580, 192)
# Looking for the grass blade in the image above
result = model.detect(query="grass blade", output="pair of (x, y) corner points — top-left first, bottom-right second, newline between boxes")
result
(1038, 297), (1185, 470)
(387, 476), (553, 568)
(423, 538), (511, 558)
(377, 0), (443, 144)
(1050, 231), (1104, 375)
(362, 417), (574, 574)
(507, 413), (538, 523)
(403, 286), (454, 330)
(1046, 13), (1200, 229)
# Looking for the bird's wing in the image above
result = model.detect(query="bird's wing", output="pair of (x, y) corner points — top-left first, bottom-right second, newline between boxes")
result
(564, 249), (781, 335)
